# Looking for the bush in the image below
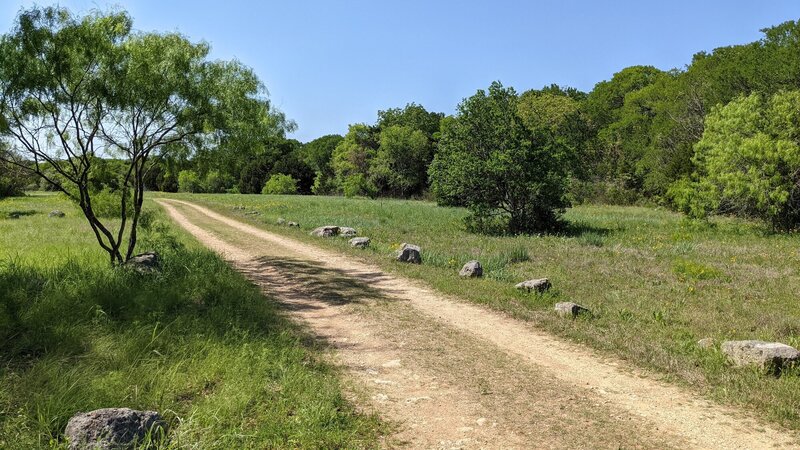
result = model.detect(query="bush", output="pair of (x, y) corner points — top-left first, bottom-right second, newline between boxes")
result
(177, 170), (204, 193)
(669, 91), (800, 230)
(429, 82), (572, 234)
(262, 174), (298, 195)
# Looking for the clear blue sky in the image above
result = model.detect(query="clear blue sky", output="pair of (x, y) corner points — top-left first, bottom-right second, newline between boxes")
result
(2, 1), (799, 142)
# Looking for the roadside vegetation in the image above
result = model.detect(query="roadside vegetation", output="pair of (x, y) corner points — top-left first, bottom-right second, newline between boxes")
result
(0, 193), (382, 449)
(171, 192), (800, 429)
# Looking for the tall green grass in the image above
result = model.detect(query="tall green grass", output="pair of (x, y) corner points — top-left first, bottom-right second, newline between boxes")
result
(0, 194), (381, 449)
(168, 193), (800, 430)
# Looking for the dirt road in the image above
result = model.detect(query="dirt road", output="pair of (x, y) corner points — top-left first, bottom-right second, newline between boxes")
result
(157, 198), (798, 449)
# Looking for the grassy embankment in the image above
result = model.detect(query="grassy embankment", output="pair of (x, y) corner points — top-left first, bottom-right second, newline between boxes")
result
(166, 192), (800, 429)
(0, 193), (382, 449)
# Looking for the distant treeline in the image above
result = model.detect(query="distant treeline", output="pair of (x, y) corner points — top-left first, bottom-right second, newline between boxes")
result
(147, 20), (798, 206)
(5, 19), (800, 228)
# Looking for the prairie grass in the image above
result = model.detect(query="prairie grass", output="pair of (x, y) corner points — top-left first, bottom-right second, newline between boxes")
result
(0, 193), (382, 449)
(166, 193), (800, 429)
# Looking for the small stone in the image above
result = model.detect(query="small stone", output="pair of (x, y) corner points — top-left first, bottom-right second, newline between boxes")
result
(124, 252), (160, 274)
(64, 408), (167, 450)
(459, 260), (483, 278)
(515, 278), (551, 293)
(277, 217), (286, 225)
(349, 237), (370, 248)
(287, 221), (299, 227)
(310, 225), (339, 237)
(476, 418), (488, 426)
(396, 243), (422, 264)
(373, 393), (389, 402)
(721, 340), (800, 373)
(697, 338), (715, 349)
(339, 226), (357, 237)
(49, 210), (65, 218)
(554, 302), (590, 318)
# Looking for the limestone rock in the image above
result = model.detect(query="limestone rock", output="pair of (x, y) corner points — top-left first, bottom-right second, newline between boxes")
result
(515, 278), (551, 293)
(350, 237), (370, 248)
(288, 221), (299, 227)
(276, 217), (286, 225)
(396, 243), (422, 264)
(339, 227), (357, 237)
(124, 252), (160, 274)
(64, 408), (167, 450)
(721, 340), (800, 372)
(459, 260), (483, 278)
(554, 302), (589, 318)
(49, 210), (66, 218)
(310, 225), (339, 237)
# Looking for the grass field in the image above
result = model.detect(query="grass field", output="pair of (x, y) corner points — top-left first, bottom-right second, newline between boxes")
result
(0, 193), (382, 449)
(164, 192), (800, 430)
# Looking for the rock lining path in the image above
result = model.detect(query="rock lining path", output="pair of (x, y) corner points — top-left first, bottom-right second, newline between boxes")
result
(157, 198), (798, 449)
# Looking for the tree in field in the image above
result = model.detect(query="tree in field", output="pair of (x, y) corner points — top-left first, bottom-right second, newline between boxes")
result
(668, 91), (800, 230)
(0, 7), (288, 265)
(429, 82), (573, 234)
(262, 173), (298, 195)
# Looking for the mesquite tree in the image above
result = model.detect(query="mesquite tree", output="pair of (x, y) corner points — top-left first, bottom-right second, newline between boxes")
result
(0, 7), (285, 265)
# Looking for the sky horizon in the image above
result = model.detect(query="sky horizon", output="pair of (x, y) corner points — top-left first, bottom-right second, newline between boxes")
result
(2, 1), (799, 142)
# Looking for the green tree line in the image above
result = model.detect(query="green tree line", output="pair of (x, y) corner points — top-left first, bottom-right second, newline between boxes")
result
(4, 7), (800, 234)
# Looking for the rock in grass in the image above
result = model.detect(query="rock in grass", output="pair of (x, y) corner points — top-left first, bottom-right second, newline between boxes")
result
(515, 278), (551, 293)
(49, 210), (65, 218)
(339, 226), (357, 237)
(459, 260), (483, 278)
(277, 217), (286, 225)
(310, 225), (339, 237)
(554, 302), (590, 318)
(350, 237), (370, 248)
(697, 338), (715, 349)
(124, 252), (160, 274)
(288, 221), (299, 228)
(396, 243), (422, 264)
(65, 408), (167, 450)
(721, 340), (800, 373)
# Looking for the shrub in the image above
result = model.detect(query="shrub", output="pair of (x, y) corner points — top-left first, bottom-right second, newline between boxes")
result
(177, 170), (204, 193)
(429, 82), (572, 234)
(669, 91), (800, 230)
(262, 174), (299, 195)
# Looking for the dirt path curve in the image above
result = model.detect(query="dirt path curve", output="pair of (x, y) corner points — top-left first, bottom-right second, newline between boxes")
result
(157, 199), (798, 449)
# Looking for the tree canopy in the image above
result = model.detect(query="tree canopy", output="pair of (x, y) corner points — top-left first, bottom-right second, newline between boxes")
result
(0, 6), (291, 263)
(429, 82), (572, 234)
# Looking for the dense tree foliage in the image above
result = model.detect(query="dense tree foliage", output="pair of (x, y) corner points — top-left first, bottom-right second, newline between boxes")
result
(669, 91), (800, 230)
(4, 7), (800, 235)
(429, 82), (572, 234)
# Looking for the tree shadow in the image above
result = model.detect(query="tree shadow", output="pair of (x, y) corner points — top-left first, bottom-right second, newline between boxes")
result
(559, 220), (613, 238)
(241, 256), (391, 308)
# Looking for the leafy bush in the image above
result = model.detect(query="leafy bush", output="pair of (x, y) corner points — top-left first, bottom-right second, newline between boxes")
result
(429, 82), (572, 234)
(262, 173), (299, 195)
(669, 91), (800, 230)
(177, 170), (204, 193)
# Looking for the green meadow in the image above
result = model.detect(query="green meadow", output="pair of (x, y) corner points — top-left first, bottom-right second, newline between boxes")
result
(0, 193), (382, 449)
(168, 192), (800, 429)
